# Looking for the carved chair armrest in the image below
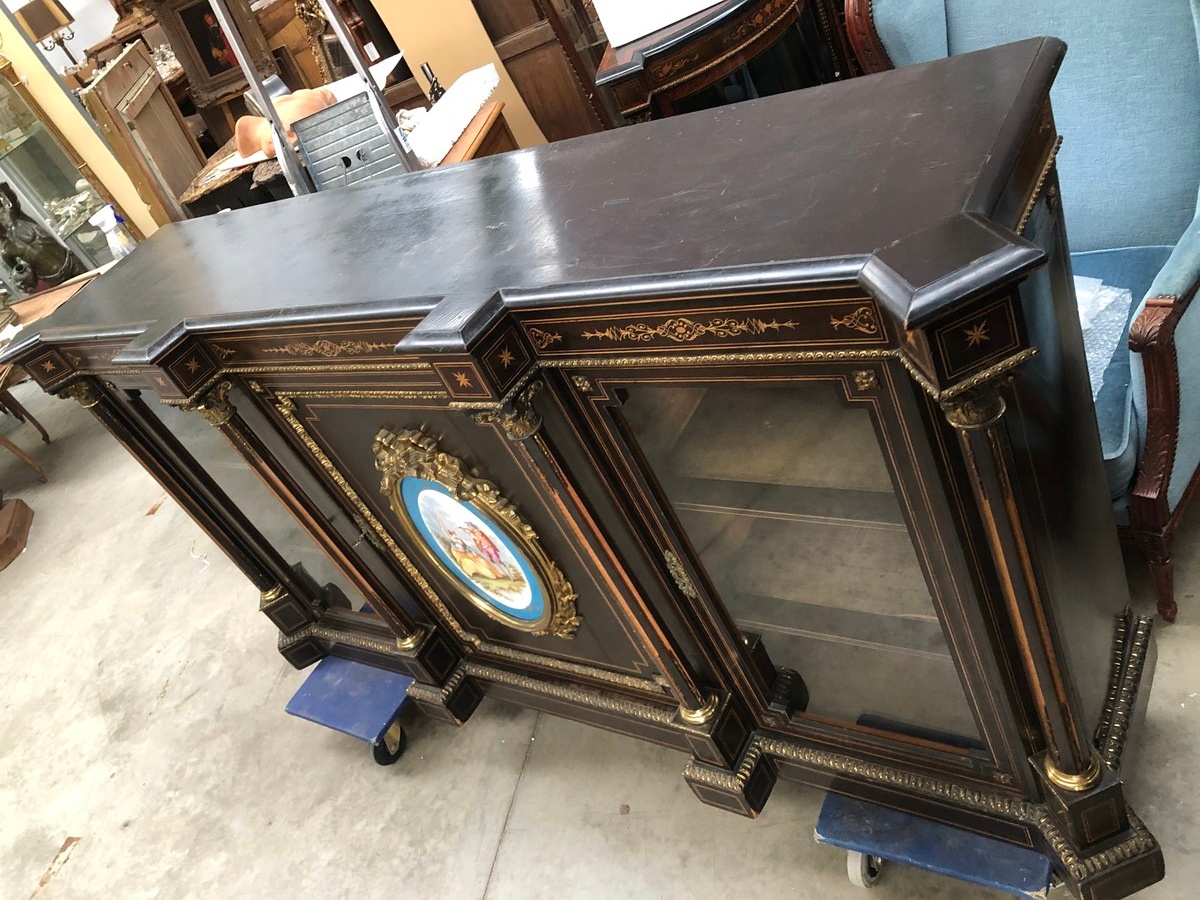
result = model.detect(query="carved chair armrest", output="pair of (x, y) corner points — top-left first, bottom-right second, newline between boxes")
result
(1127, 208), (1200, 528)
(845, 0), (896, 73)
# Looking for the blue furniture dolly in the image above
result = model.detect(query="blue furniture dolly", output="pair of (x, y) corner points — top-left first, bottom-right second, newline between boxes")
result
(285, 656), (414, 766)
(815, 791), (1054, 896)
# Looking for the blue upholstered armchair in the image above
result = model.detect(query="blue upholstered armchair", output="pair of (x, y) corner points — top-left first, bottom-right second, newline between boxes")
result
(845, 1), (1200, 621)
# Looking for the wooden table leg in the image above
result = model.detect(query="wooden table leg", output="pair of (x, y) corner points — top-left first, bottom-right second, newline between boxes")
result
(0, 497), (34, 570)
(0, 389), (51, 443)
(0, 434), (47, 483)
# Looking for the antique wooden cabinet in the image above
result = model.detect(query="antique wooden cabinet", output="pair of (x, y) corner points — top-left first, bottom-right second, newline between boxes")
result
(0, 38), (1162, 899)
(594, 0), (856, 121)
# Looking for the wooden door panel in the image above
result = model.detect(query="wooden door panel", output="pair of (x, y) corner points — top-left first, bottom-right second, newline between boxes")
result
(475, 0), (543, 41)
(497, 23), (600, 141)
(474, 0), (603, 141)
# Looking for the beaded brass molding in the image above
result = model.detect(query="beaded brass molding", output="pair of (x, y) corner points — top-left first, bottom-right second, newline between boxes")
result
(683, 744), (765, 791)
(482, 642), (664, 692)
(374, 426), (581, 638)
(755, 733), (1157, 881)
(1016, 135), (1064, 235)
(405, 669), (470, 712)
(283, 621), (410, 656)
(898, 347), (1038, 401)
(540, 348), (898, 368)
(1097, 613), (1153, 772)
(281, 389), (448, 401)
(464, 661), (682, 726)
(221, 361), (432, 376)
(1095, 612), (1130, 749)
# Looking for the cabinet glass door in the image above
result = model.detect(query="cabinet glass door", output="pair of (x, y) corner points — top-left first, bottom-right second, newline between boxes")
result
(0, 76), (112, 298)
(617, 380), (981, 743)
(143, 390), (380, 617)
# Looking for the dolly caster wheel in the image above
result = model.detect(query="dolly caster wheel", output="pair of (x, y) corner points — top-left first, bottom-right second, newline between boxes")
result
(372, 720), (407, 766)
(847, 851), (885, 888)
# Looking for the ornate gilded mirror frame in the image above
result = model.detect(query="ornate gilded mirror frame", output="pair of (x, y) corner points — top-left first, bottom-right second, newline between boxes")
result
(374, 426), (581, 639)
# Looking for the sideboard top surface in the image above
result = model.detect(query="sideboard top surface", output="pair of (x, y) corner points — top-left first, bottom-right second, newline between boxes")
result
(2, 38), (1062, 364)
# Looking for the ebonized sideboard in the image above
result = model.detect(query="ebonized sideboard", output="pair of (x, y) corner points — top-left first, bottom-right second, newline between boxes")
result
(1, 38), (1163, 899)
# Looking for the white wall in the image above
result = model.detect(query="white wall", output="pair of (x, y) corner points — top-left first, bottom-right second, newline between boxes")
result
(2, 0), (116, 72)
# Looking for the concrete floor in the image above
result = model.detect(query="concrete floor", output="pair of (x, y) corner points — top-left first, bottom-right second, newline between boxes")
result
(1, 380), (1197, 900)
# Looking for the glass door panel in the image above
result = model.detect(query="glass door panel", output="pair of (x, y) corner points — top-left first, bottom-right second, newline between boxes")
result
(144, 394), (375, 615)
(618, 381), (981, 742)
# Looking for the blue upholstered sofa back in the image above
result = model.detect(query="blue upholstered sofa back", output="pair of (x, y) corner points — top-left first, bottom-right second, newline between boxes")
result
(871, 1), (1200, 252)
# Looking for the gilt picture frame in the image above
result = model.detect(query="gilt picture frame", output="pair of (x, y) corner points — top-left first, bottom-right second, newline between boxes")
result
(146, 0), (276, 107)
(374, 427), (581, 639)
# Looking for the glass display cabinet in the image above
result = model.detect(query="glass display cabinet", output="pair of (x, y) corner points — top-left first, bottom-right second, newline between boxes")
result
(593, 0), (857, 121)
(0, 39), (1164, 900)
(0, 56), (119, 300)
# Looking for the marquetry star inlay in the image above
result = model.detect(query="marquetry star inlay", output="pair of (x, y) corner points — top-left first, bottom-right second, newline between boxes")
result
(185, 358), (201, 373)
(964, 322), (990, 348)
(498, 347), (515, 368)
(453, 371), (472, 388)
(40, 359), (56, 373)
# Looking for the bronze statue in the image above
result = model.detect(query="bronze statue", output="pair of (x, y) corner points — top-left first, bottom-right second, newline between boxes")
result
(0, 182), (86, 294)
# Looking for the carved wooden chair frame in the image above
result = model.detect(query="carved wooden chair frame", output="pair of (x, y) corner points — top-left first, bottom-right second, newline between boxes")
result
(842, 0), (1200, 622)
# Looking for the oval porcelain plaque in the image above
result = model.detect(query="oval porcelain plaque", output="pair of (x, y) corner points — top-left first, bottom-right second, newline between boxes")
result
(400, 476), (546, 623)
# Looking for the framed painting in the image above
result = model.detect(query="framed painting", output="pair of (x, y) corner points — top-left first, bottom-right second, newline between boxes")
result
(146, 0), (276, 107)
(375, 427), (581, 638)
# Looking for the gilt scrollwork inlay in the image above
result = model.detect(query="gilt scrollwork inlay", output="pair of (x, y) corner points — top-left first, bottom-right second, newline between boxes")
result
(527, 327), (563, 350)
(829, 306), (879, 335)
(652, 52), (701, 80)
(582, 316), (798, 344)
(262, 339), (394, 358)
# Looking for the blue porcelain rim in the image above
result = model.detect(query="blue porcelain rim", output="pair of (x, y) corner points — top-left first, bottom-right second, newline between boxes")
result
(400, 476), (546, 622)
